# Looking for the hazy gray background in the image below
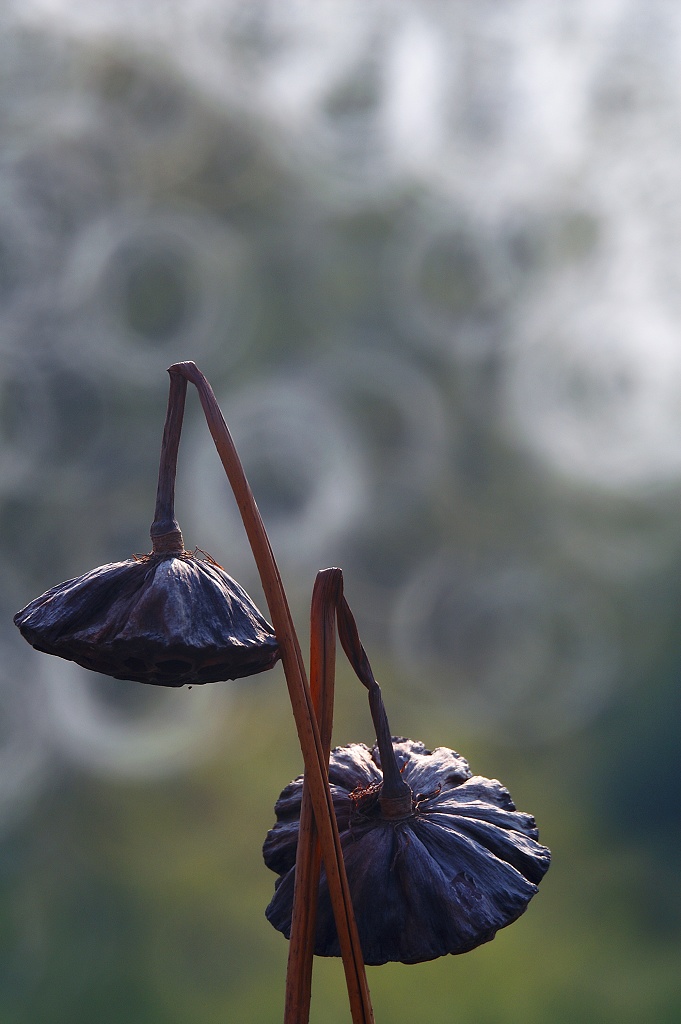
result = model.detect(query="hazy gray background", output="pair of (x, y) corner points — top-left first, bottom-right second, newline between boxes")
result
(1, 3), (679, 1021)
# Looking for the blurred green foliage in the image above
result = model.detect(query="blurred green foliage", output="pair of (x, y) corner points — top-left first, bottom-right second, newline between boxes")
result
(1, 666), (679, 1021)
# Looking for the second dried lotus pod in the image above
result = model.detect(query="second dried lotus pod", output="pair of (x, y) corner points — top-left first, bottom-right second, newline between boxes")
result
(14, 370), (279, 687)
(263, 591), (550, 965)
(264, 737), (550, 964)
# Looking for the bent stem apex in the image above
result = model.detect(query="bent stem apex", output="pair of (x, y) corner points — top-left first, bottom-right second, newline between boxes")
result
(336, 591), (412, 819)
(285, 568), (342, 1024)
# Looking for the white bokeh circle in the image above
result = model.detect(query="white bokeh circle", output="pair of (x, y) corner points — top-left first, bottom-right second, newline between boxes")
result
(305, 345), (450, 520)
(183, 377), (368, 579)
(503, 287), (681, 493)
(391, 551), (620, 742)
(40, 657), (231, 779)
(389, 200), (512, 361)
(59, 207), (256, 381)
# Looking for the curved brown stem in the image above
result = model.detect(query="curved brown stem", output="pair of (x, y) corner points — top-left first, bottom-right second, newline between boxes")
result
(336, 593), (412, 818)
(167, 362), (373, 1024)
(285, 568), (342, 1024)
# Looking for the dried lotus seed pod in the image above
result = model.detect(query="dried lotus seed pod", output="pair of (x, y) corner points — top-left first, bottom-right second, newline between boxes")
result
(14, 369), (279, 686)
(263, 589), (550, 965)
(14, 548), (279, 686)
(264, 737), (550, 964)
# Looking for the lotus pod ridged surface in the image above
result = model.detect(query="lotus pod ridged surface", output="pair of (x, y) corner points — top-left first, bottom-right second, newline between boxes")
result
(264, 738), (550, 965)
(14, 550), (279, 686)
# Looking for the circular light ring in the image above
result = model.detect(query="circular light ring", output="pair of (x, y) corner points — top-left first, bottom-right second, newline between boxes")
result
(59, 207), (257, 380)
(502, 287), (681, 492)
(388, 201), (512, 362)
(184, 377), (368, 577)
(40, 657), (231, 779)
(391, 551), (620, 742)
(305, 344), (451, 521)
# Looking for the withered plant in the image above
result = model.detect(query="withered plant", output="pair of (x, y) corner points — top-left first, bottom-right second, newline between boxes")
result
(15, 361), (549, 1024)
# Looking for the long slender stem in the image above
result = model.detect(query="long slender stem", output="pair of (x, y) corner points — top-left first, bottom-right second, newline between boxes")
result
(168, 362), (373, 1024)
(285, 568), (342, 1024)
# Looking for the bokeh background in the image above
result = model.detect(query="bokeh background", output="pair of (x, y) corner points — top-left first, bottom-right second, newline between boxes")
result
(1, 2), (680, 1021)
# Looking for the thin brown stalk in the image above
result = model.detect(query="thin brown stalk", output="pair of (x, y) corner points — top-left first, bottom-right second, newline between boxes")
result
(285, 568), (342, 1024)
(336, 596), (412, 816)
(168, 362), (373, 1024)
(150, 370), (187, 553)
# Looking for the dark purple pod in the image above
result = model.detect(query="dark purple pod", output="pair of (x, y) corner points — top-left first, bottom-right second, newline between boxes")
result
(14, 368), (279, 687)
(14, 549), (279, 687)
(264, 737), (550, 965)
